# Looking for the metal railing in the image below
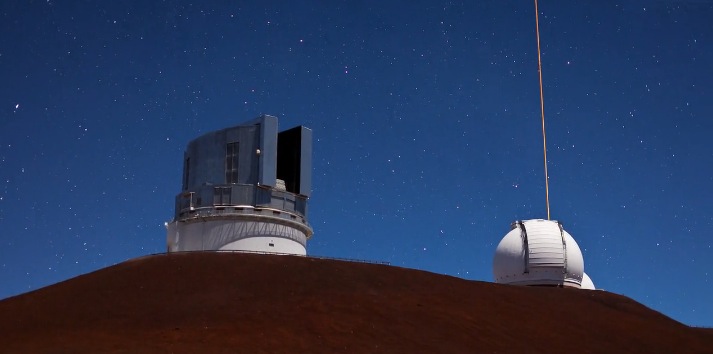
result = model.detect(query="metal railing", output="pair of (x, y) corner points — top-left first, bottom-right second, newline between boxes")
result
(175, 184), (308, 219)
(149, 249), (391, 266)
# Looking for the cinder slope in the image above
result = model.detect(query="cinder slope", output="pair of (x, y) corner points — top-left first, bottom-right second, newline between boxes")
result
(0, 253), (711, 353)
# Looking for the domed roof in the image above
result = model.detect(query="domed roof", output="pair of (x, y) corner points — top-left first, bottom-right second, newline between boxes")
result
(493, 219), (584, 288)
(581, 272), (595, 290)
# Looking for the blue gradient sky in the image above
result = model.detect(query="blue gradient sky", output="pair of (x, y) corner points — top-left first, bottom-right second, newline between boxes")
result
(1, 1), (712, 326)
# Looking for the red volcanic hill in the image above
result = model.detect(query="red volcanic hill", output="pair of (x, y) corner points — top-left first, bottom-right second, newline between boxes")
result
(1, 252), (711, 353)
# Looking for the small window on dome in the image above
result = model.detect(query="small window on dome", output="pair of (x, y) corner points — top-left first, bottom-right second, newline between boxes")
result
(225, 142), (239, 184)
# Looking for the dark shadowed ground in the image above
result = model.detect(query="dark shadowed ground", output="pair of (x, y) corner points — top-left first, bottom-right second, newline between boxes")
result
(1, 252), (711, 353)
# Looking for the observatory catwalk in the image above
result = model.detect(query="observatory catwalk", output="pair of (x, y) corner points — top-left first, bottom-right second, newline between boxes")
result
(166, 115), (313, 255)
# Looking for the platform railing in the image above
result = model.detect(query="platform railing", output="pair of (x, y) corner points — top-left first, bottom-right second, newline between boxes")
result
(175, 184), (308, 219)
(149, 249), (391, 266)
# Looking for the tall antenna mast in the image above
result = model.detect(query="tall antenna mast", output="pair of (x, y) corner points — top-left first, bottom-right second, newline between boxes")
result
(534, 0), (551, 220)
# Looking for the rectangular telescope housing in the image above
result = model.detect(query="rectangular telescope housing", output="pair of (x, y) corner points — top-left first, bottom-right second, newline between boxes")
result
(167, 115), (313, 254)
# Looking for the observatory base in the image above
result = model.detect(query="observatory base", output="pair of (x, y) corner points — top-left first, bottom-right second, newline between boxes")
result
(166, 219), (307, 255)
(497, 269), (583, 288)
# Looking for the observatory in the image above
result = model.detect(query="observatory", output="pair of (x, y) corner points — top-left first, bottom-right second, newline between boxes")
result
(165, 115), (313, 255)
(493, 219), (594, 289)
(491, 1), (597, 290)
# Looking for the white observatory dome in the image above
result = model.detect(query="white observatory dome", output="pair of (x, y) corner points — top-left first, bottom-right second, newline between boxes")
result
(581, 272), (595, 290)
(493, 219), (584, 288)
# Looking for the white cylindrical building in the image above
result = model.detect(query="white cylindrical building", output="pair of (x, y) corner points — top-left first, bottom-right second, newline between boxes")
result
(166, 115), (313, 255)
(493, 219), (584, 288)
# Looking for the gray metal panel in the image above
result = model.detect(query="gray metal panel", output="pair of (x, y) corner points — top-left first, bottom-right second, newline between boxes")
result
(270, 192), (285, 210)
(231, 184), (254, 205)
(255, 187), (272, 206)
(183, 121), (262, 189)
(236, 123), (259, 185)
(299, 126), (312, 197)
(295, 197), (307, 216)
(198, 187), (212, 208)
(284, 198), (296, 213)
(185, 130), (225, 189)
(182, 152), (189, 191)
(259, 115), (278, 188)
(172, 115), (310, 221)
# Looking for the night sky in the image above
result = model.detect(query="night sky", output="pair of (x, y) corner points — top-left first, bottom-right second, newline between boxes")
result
(1, 1), (712, 327)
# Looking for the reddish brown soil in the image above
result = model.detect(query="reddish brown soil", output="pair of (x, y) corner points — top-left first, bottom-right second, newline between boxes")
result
(1, 252), (711, 353)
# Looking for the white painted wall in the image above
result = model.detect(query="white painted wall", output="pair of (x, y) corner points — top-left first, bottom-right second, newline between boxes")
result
(166, 218), (307, 255)
(220, 237), (305, 255)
